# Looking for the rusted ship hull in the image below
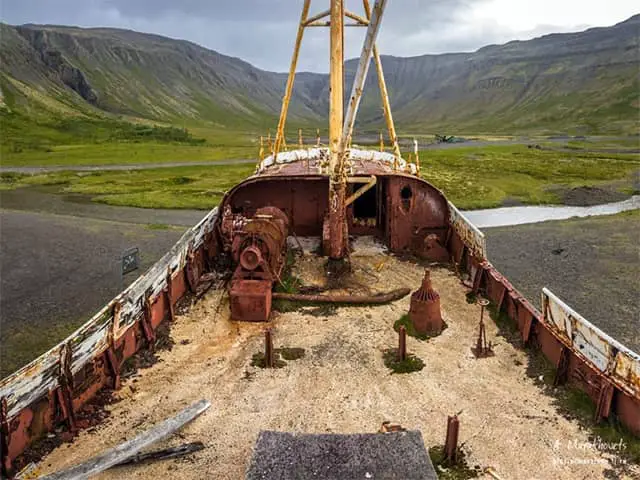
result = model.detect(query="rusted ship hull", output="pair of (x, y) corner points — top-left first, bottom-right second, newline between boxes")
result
(1, 152), (638, 476)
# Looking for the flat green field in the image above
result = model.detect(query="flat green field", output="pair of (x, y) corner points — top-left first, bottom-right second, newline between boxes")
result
(419, 144), (639, 209)
(2, 141), (638, 210)
(1, 142), (256, 166)
(0, 112), (259, 166)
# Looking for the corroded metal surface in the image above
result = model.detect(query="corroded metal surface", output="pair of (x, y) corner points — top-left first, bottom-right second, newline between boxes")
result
(225, 206), (289, 321)
(409, 270), (443, 334)
(450, 225), (639, 434)
(2, 164), (639, 470)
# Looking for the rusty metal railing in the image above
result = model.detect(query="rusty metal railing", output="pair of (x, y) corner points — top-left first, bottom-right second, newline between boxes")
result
(0, 208), (218, 420)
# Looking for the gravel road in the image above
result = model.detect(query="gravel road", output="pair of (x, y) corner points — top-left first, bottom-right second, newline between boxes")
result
(0, 209), (186, 377)
(485, 214), (639, 351)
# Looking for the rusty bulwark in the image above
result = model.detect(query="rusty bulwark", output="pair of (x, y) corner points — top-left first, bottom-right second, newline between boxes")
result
(541, 287), (640, 399)
(0, 208), (219, 469)
(453, 222), (639, 434)
(448, 201), (486, 260)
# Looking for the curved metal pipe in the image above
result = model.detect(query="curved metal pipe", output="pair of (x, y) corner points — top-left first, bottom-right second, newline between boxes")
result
(272, 288), (410, 305)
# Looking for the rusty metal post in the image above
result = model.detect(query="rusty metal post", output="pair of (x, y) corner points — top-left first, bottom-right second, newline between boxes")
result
(398, 325), (407, 362)
(595, 379), (614, 423)
(554, 346), (570, 386)
(328, 0), (347, 261)
(444, 415), (460, 464)
(105, 346), (121, 390)
(57, 343), (77, 432)
(1, 397), (11, 478)
(165, 267), (175, 322)
(264, 328), (274, 368)
(141, 297), (156, 347)
(273, 0), (311, 160)
(362, 0), (400, 159)
(473, 298), (493, 358)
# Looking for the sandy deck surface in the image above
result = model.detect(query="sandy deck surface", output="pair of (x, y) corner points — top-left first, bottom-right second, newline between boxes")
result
(36, 243), (637, 480)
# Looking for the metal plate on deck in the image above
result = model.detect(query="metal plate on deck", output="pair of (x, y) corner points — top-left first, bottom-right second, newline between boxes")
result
(247, 430), (437, 480)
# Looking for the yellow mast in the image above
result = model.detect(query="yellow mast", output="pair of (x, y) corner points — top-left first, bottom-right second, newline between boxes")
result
(327, 0), (347, 260)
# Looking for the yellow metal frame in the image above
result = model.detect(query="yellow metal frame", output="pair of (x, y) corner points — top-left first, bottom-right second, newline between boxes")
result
(269, 1), (401, 260)
(272, 1), (399, 163)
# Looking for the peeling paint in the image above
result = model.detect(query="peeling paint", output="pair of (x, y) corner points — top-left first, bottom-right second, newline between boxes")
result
(542, 287), (640, 399)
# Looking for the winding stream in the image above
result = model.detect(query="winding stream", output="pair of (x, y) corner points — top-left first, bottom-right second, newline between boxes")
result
(462, 195), (640, 228)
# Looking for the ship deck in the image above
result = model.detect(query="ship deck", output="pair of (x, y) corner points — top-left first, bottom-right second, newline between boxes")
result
(36, 238), (634, 479)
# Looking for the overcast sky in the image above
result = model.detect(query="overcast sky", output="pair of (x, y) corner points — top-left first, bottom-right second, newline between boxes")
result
(1, 1), (637, 72)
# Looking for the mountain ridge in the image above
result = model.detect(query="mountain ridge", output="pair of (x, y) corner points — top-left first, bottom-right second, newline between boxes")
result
(1, 14), (638, 149)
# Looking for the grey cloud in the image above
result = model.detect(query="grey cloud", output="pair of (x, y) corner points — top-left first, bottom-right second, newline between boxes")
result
(0, 0), (616, 72)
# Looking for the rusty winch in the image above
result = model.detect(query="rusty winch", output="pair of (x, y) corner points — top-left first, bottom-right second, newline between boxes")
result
(221, 206), (289, 321)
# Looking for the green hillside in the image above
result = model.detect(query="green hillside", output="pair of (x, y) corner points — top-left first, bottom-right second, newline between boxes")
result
(0, 15), (638, 163)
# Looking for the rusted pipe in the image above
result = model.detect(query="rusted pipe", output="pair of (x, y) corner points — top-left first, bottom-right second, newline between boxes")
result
(272, 288), (410, 304)
(444, 415), (459, 464)
(398, 326), (407, 362)
(264, 329), (274, 368)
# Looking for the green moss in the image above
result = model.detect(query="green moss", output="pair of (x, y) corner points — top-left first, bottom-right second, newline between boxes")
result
(145, 223), (171, 230)
(428, 445), (480, 480)
(250, 352), (286, 369)
(250, 347), (306, 368)
(272, 250), (305, 313)
(382, 348), (425, 374)
(278, 347), (306, 361)
(393, 314), (445, 341)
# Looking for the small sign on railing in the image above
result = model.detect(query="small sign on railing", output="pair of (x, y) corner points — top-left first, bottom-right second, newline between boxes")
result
(121, 247), (140, 275)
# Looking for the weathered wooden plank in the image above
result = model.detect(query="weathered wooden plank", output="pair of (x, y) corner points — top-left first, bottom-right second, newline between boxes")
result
(41, 399), (211, 480)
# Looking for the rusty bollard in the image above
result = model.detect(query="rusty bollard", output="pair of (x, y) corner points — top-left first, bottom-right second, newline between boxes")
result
(264, 328), (274, 368)
(397, 326), (407, 362)
(473, 299), (493, 358)
(444, 415), (460, 464)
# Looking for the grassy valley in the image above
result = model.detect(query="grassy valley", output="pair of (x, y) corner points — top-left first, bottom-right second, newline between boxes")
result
(0, 16), (638, 208)
(2, 142), (637, 210)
